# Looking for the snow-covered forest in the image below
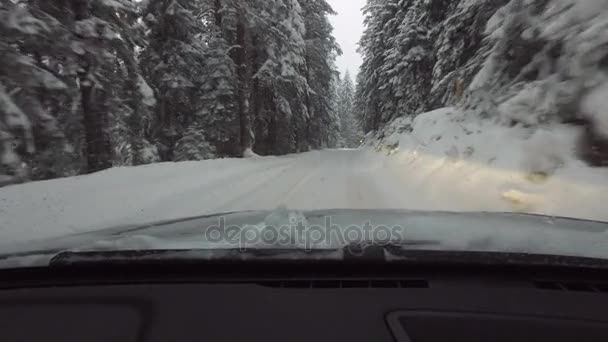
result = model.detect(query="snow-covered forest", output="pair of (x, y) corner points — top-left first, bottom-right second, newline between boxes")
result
(356, 0), (608, 169)
(0, 0), (363, 185)
(3, 0), (608, 189)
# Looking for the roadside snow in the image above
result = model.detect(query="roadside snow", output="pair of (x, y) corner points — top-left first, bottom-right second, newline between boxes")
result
(372, 107), (608, 220)
(582, 81), (608, 138)
(242, 148), (260, 158)
(0, 156), (294, 245)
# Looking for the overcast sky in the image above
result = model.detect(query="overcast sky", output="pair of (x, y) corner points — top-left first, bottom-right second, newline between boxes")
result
(327, 0), (367, 78)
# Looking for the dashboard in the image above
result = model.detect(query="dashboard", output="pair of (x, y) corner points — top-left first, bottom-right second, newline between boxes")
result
(0, 261), (607, 342)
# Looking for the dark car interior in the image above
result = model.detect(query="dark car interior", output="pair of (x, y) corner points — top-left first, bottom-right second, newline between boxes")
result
(1, 248), (608, 342)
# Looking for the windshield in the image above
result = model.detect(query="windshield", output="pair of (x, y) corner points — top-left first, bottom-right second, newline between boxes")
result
(1, 0), (608, 266)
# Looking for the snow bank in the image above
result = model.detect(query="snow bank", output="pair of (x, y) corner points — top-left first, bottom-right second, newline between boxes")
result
(0, 156), (296, 245)
(371, 107), (608, 221)
(242, 148), (260, 158)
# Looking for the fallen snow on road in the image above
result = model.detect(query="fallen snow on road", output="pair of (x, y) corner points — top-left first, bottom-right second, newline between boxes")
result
(1, 110), (608, 246)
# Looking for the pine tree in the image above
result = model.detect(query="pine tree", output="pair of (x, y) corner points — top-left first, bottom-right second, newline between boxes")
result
(0, 1), (71, 182)
(174, 125), (216, 161)
(197, 34), (239, 156)
(357, 0), (508, 131)
(357, 0), (400, 132)
(248, 0), (310, 154)
(71, 0), (134, 173)
(140, 0), (211, 161)
(336, 71), (362, 148)
(1, 0), (152, 178)
(299, 0), (342, 149)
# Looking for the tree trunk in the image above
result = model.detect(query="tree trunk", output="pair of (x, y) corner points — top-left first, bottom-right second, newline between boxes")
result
(234, 10), (253, 155)
(116, 43), (144, 166)
(79, 72), (112, 173)
(248, 33), (262, 153)
(303, 56), (313, 149)
(73, 0), (113, 173)
(125, 75), (144, 166)
(214, 0), (222, 27)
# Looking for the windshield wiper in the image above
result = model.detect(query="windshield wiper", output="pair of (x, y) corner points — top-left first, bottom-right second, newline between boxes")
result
(49, 247), (344, 266)
(46, 244), (608, 270)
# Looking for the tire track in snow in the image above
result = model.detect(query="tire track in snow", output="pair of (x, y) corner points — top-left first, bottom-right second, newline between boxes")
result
(347, 172), (392, 209)
(212, 151), (325, 212)
(103, 157), (298, 227)
(341, 149), (392, 209)
(278, 153), (324, 205)
(281, 149), (361, 210)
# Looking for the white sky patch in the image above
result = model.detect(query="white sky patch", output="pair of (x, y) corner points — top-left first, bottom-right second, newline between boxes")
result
(328, 0), (366, 77)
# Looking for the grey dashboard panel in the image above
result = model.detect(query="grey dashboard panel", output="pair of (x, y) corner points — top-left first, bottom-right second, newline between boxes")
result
(386, 311), (608, 342)
(1, 278), (608, 342)
(0, 300), (143, 342)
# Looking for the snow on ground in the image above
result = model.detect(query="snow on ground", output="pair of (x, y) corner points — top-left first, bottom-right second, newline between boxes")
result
(1, 109), (608, 248)
(372, 107), (608, 219)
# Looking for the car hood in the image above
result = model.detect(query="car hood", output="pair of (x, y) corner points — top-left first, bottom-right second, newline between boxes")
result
(1, 209), (608, 268)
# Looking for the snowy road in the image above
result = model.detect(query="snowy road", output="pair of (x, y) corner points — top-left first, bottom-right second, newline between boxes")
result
(115, 149), (401, 217)
(0, 149), (398, 245)
(209, 149), (392, 212)
(2, 147), (608, 246)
